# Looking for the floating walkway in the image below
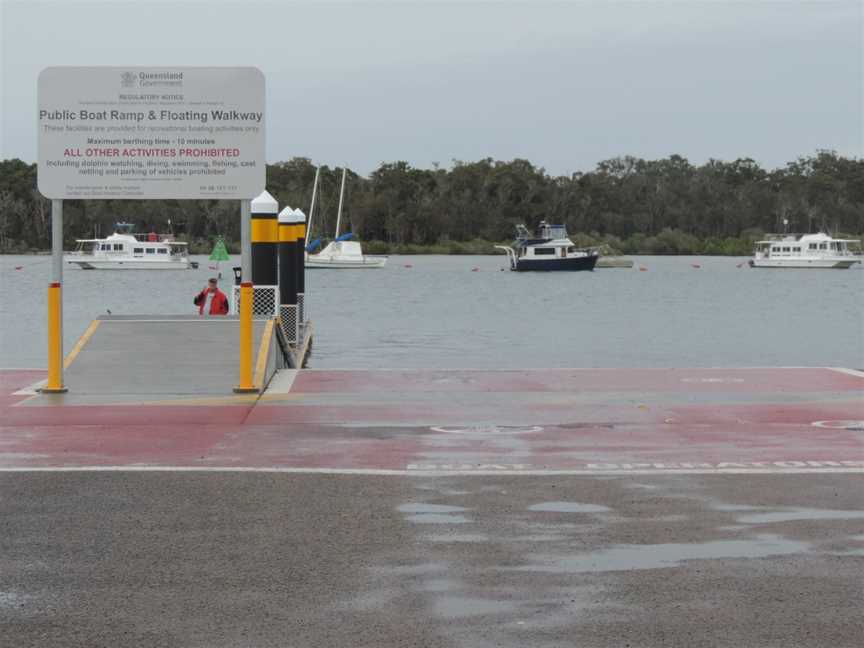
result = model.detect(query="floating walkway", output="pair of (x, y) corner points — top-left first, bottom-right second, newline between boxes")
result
(21, 314), (309, 405)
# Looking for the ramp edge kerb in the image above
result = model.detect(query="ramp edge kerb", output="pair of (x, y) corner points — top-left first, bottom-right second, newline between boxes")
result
(253, 318), (276, 390)
(63, 319), (101, 370)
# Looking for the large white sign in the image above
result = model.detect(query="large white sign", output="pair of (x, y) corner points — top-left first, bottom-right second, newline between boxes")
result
(38, 67), (265, 199)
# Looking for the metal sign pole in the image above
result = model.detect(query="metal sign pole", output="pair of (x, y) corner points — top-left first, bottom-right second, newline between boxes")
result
(240, 199), (251, 282)
(235, 198), (256, 392)
(43, 198), (67, 392)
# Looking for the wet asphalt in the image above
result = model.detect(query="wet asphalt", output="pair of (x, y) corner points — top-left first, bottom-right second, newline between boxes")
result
(2, 473), (863, 648)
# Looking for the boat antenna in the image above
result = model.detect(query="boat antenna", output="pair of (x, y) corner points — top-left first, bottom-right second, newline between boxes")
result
(305, 166), (320, 248)
(335, 166), (347, 239)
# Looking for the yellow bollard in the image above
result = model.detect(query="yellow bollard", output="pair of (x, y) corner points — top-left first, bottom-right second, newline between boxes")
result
(43, 282), (67, 393)
(234, 281), (257, 393)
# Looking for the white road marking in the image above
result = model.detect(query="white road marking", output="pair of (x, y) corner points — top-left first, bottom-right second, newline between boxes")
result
(430, 425), (543, 435)
(0, 463), (862, 476)
(812, 420), (864, 430)
(98, 319), (244, 323)
(12, 379), (47, 396)
(299, 366), (855, 372)
(829, 367), (864, 378)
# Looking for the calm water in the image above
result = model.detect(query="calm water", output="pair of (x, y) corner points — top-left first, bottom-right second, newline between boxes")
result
(1, 254), (862, 369)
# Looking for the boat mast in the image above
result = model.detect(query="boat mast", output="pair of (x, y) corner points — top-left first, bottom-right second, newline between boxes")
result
(305, 166), (320, 248)
(335, 167), (347, 239)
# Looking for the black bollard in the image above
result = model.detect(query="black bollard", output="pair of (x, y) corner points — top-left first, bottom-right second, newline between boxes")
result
(251, 190), (278, 286)
(278, 205), (298, 308)
(278, 206), (301, 342)
(294, 208), (307, 321)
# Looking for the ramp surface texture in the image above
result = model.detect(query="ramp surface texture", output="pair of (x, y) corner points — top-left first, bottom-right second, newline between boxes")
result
(60, 315), (268, 400)
(1, 366), (862, 648)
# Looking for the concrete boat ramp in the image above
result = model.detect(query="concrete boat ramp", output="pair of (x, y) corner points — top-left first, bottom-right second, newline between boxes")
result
(1, 337), (863, 646)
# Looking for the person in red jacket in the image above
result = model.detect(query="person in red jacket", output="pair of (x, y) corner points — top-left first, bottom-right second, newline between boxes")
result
(194, 278), (230, 316)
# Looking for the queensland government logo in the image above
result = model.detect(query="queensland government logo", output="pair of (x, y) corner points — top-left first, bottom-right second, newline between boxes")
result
(120, 71), (137, 88)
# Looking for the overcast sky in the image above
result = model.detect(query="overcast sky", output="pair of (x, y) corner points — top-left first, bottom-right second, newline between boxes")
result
(1, 0), (861, 176)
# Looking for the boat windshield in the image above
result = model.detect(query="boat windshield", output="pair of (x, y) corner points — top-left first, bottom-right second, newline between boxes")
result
(540, 224), (568, 240)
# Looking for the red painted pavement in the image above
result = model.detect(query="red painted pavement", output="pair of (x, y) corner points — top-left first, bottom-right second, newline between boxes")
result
(1, 368), (861, 472)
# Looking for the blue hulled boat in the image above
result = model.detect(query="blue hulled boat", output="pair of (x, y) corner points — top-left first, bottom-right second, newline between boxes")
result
(496, 222), (599, 272)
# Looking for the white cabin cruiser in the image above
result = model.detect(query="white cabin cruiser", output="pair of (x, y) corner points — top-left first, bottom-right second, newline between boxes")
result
(749, 232), (861, 269)
(495, 222), (599, 271)
(65, 223), (195, 270)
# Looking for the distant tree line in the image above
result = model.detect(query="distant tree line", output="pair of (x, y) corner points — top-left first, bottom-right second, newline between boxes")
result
(1, 151), (862, 255)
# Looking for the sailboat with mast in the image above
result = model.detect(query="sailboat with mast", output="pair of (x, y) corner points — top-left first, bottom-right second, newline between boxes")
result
(305, 166), (387, 269)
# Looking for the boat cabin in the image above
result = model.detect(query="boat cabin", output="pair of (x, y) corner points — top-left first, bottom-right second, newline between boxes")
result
(753, 233), (858, 260)
(514, 221), (588, 259)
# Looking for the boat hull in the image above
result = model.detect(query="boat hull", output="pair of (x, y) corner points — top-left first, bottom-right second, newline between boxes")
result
(749, 258), (859, 269)
(513, 255), (598, 272)
(66, 258), (191, 270)
(305, 256), (387, 269)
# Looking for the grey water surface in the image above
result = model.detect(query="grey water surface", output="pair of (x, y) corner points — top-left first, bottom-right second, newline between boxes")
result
(1, 254), (862, 369)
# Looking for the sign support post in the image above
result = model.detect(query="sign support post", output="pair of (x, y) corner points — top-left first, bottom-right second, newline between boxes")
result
(240, 199), (252, 283)
(43, 198), (67, 393)
(234, 198), (256, 392)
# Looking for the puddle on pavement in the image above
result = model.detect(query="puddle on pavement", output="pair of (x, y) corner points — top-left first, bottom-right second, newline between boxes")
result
(515, 534), (809, 573)
(713, 504), (762, 512)
(349, 589), (399, 612)
(427, 533), (489, 543)
(528, 502), (611, 513)
(420, 578), (460, 593)
(399, 503), (471, 524)
(0, 591), (33, 610)
(379, 563), (445, 576)
(406, 514), (470, 524)
(736, 508), (864, 524)
(399, 503), (467, 514)
(434, 596), (516, 618)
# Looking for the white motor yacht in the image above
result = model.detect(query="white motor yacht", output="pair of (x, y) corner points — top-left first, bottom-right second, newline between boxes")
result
(65, 223), (195, 270)
(749, 232), (861, 269)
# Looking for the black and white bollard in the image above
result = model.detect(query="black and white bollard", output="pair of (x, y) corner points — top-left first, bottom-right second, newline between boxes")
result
(251, 191), (278, 289)
(293, 208), (307, 323)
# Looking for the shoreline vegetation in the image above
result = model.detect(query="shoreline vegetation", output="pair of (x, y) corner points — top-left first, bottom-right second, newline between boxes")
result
(1, 152), (861, 256)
